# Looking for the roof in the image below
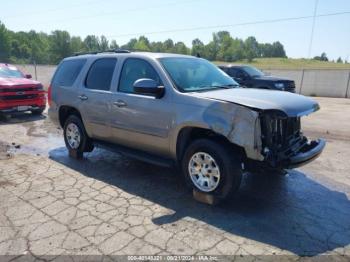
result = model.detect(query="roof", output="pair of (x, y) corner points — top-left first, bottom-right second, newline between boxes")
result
(66, 50), (195, 61)
(218, 64), (250, 68)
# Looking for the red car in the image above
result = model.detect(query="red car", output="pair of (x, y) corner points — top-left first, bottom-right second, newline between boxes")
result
(0, 63), (46, 115)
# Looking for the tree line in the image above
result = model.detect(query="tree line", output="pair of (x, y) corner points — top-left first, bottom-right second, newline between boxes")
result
(0, 20), (287, 65)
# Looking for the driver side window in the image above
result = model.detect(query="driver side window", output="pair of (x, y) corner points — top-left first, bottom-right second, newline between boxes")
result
(236, 70), (248, 79)
(118, 58), (161, 93)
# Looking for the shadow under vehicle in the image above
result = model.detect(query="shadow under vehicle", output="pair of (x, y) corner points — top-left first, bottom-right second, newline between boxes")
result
(49, 146), (350, 257)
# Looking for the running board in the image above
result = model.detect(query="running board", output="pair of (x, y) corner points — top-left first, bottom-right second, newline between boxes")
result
(93, 140), (175, 168)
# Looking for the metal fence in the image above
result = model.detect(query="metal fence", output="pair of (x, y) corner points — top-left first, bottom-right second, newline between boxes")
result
(14, 64), (350, 98)
(264, 69), (350, 98)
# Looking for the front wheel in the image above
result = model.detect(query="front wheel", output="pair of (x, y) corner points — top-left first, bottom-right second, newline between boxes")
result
(181, 139), (243, 200)
(63, 115), (94, 159)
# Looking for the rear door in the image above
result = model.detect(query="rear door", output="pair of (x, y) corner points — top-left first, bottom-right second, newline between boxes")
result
(77, 58), (117, 140)
(50, 58), (87, 121)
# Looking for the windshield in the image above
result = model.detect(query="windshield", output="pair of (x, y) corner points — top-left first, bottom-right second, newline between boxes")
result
(242, 66), (265, 77)
(159, 57), (238, 92)
(0, 66), (24, 79)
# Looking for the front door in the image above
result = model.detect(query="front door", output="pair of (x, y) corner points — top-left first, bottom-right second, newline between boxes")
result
(109, 58), (173, 156)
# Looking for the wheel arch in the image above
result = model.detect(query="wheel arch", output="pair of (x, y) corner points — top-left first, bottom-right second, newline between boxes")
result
(175, 126), (246, 163)
(58, 105), (82, 128)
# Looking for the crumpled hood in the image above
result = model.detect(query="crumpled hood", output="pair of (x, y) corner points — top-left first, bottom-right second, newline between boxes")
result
(0, 77), (40, 87)
(194, 88), (320, 117)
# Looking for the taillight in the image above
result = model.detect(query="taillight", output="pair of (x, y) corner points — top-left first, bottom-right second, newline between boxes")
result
(48, 85), (52, 107)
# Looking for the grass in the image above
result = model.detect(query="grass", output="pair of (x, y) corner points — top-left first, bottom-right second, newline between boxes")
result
(214, 58), (350, 70)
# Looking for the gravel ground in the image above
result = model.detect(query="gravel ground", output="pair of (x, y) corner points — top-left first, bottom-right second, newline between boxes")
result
(0, 97), (349, 261)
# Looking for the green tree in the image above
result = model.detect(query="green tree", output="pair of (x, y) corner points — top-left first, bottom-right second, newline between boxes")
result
(191, 38), (205, 57)
(10, 39), (30, 62)
(99, 36), (109, 51)
(163, 39), (174, 53)
(150, 41), (164, 52)
(271, 41), (286, 57)
(122, 38), (137, 50)
(0, 21), (11, 62)
(0, 20), (289, 64)
(110, 40), (119, 50)
(28, 31), (50, 64)
(49, 30), (72, 63)
(134, 36), (151, 51)
(70, 36), (83, 54)
(336, 57), (343, 63)
(205, 34), (220, 61)
(244, 36), (259, 62)
(173, 42), (189, 55)
(83, 35), (100, 51)
(216, 32), (236, 62)
(314, 52), (328, 61)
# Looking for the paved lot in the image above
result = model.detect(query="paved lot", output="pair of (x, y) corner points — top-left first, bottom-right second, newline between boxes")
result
(0, 97), (350, 260)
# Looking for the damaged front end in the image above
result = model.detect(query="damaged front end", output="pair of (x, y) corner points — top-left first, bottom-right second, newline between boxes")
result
(196, 87), (325, 170)
(259, 110), (326, 169)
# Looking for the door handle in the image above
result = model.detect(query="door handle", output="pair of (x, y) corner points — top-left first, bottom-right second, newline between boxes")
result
(113, 100), (127, 107)
(78, 95), (88, 101)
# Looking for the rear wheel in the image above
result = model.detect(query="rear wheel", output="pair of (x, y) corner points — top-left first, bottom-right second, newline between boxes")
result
(181, 139), (243, 200)
(63, 115), (94, 158)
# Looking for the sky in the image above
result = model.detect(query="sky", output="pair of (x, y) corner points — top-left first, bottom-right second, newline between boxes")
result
(1, 0), (350, 60)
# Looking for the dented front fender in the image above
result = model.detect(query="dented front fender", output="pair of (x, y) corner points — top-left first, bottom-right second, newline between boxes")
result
(202, 103), (264, 161)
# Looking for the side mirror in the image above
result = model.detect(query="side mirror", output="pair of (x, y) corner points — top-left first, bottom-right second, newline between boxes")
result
(25, 74), (32, 79)
(133, 78), (164, 98)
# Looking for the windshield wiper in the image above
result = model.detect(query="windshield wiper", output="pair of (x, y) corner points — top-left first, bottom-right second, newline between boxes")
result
(198, 84), (239, 90)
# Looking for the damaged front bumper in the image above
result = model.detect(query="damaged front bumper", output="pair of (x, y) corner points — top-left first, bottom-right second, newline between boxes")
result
(286, 138), (326, 168)
(258, 113), (326, 170)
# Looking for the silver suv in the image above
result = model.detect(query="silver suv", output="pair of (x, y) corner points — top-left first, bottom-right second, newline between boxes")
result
(48, 50), (325, 200)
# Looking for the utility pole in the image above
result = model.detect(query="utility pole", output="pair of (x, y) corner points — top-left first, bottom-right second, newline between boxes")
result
(308, 0), (319, 58)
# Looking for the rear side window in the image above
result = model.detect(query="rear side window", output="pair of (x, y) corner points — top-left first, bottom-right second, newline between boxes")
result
(52, 59), (86, 87)
(85, 58), (117, 91)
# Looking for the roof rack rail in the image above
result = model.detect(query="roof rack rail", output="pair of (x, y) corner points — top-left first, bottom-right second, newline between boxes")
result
(74, 49), (131, 56)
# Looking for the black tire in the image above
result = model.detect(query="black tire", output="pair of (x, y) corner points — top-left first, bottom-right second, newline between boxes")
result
(31, 108), (45, 115)
(63, 115), (94, 158)
(181, 139), (243, 200)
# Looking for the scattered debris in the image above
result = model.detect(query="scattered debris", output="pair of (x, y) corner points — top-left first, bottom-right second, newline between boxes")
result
(0, 141), (12, 160)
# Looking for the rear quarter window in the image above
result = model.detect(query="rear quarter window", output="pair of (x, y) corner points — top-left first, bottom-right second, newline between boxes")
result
(52, 59), (86, 87)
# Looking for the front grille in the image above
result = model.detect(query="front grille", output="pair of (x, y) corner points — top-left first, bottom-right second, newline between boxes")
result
(287, 82), (295, 88)
(0, 87), (38, 92)
(0, 94), (39, 101)
(261, 114), (306, 165)
(271, 118), (300, 146)
(284, 81), (296, 92)
(0, 85), (44, 101)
